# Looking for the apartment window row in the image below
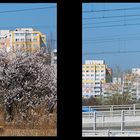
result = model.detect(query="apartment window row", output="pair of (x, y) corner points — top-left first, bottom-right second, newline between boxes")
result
(83, 70), (95, 72)
(83, 74), (105, 76)
(96, 66), (105, 68)
(84, 66), (95, 68)
(95, 70), (105, 72)
(83, 73), (105, 76)
(82, 78), (92, 80)
(83, 74), (95, 76)
(15, 33), (38, 36)
(95, 79), (104, 81)
(15, 44), (39, 48)
(15, 33), (26, 36)
(83, 70), (105, 72)
(83, 65), (105, 68)
(15, 38), (38, 42)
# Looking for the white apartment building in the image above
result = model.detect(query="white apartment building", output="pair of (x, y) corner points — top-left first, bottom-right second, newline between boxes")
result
(113, 77), (122, 85)
(51, 49), (57, 65)
(0, 28), (47, 59)
(82, 60), (107, 98)
(132, 68), (140, 75)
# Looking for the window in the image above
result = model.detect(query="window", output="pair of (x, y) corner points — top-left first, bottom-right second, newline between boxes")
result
(33, 44), (38, 48)
(86, 70), (89, 72)
(20, 33), (25, 36)
(27, 39), (31, 42)
(95, 91), (100, 93)
(15, 33), (19, 36)
(26, 33), (31, 36)
(33, 38), (37, 42)
(15, 38), (19, 42)
(21, 38), (24, 42)
(86, 66), (89, 68)
(33, 33), (38, 36)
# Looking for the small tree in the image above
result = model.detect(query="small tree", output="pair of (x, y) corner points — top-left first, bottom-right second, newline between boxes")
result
(0, 50), (57, 122)
(82, 96), (102, 106)
(107, 93), (133, 105)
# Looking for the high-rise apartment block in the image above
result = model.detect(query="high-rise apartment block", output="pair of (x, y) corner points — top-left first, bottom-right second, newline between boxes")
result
(82, 60), (112, 98)
(0, 28), (46, 58)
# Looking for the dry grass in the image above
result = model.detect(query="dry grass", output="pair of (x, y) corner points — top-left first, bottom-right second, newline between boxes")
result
(0, 128), (56, 136)
(0, 108), (57, 136)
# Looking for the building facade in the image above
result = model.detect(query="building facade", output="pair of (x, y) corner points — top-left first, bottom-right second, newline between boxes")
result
(0, 30), (10, 51)
(0, 28), (47, 58)
(82, 60), (112, 98)
(51, 49), (57, 65)
(132, 68), (140, 75)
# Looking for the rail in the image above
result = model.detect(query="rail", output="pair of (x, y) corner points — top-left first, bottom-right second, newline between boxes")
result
(83, 110), (140, 132)
(82, 130), (140, 137)
(82, 104), (140, 112)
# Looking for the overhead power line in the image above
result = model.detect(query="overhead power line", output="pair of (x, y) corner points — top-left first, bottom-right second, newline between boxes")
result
(83, 50), (140, 55)
(0, 25), (56, 29)
(83, 13), (140, 20)
(83, 22), (140, 29)
(83, 36), (140, 44)
(83, 17), (140, 25)
(84, 32), (140, 41)
(0, 6), (56, 14)
(0, 3), (45, 5)
(83, 7), (140, 13)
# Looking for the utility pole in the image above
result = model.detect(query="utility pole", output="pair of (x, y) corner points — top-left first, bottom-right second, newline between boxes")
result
(47, 32), (54, 54)
(117, 76), (119, 105)
(25, 31), (28, 57)
(122, 74), (124, 105)
(100, 81), (102, 105)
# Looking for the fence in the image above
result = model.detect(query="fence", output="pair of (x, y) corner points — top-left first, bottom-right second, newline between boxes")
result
(82, 130), (140, 137)
(83, 110), (140, 132)
(82, 103), (140, 112)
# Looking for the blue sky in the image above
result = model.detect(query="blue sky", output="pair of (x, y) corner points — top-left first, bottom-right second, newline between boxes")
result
(83, 3), (140, 71)
(0, 3), (56, 48)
